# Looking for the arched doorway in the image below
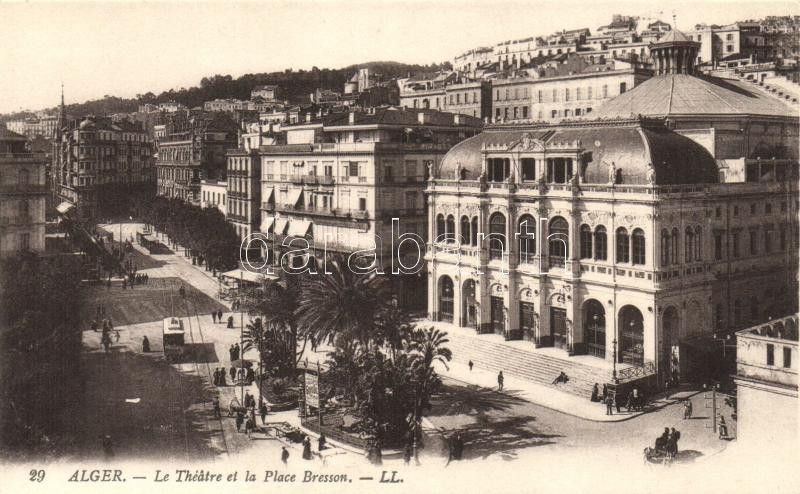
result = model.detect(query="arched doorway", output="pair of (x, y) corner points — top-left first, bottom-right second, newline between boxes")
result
(583, 299), (606, 358)
(438, 276), (454, 323)
(662, 306), (680, 383)
(462, 279), (477, 329)
(619, 305), (644, 365)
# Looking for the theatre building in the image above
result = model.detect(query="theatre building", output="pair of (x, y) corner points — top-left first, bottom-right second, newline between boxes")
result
(424, 30), (799, 385)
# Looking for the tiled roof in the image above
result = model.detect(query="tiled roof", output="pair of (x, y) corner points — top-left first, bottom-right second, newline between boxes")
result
(655, 29), (694, 44)
(593, 74), (797, 119)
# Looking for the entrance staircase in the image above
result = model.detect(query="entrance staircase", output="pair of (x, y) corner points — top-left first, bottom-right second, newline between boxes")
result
(442, 326), (618, 399)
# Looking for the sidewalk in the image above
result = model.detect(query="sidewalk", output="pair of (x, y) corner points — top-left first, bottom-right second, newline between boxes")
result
(435, 359), (698, 422)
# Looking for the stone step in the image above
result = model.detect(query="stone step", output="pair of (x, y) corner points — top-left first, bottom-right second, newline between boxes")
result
(443, 331), (613, 399)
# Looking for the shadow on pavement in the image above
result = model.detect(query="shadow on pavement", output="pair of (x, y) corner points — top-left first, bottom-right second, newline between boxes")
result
(430, 382), (528, 416)
(61, 344), (226, 461)
(673, 449), (704, 463)
(171, 343), (220, 364)
(460, 416), (563, 460)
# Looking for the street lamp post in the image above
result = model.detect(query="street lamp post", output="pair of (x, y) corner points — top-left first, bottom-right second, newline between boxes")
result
(612, 338), (619, 383)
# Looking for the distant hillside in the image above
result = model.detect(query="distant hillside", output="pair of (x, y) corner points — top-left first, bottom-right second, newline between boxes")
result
(1, 61), (450, 121)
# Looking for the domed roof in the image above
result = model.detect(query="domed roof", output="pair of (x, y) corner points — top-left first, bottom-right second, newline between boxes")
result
(654, 29), (695, 45)
(438, 119), (719, 185)
(594, 74), (796, 119)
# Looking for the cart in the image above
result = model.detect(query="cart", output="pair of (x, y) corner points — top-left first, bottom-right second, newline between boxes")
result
(643, 446), (673, 466)
(228, 396), (247, 417)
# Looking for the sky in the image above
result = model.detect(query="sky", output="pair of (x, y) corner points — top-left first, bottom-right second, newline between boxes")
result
(0, 0), (796, 114)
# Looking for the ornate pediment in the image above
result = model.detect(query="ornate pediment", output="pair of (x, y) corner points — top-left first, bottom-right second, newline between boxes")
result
(511, 133), (546, 152)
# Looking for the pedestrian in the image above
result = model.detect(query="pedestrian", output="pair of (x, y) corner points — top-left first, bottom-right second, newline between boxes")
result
(683, 399), (693, 419)
(212, 312), (217, 324)
(244, 391), (252, 409)
(590, 383), (600, 402)
(602, 383), (608, 402)
(233, 343), (240, 361)
(217, 310), (223, 323)
(229, 344), (235, 362)
(142, 335), (150, 353)
(669, 427), (681, 454)
(614, 393), (621, 413)
(468, 360), (474, 371)
(235, 411), (244, 432)
(632, 387), (640, 411)
(245, 416), (255, 438)
(122, 278), (126, 290)
(246, 367), (255, 385)
(238, 368), (246, 383)
(403, 443), (412, 465)
(259, 403), (268, 424)
(281, 446), (289, 465)
(213, 368), (219, 386)
(102, 333), (111, 353)
(497, 371), (504, 391)
(318, 433), (327, 451)
(719, 416), (729, 439)
(227, 316), (234, 329)
(179, 284), (186, 299)
(114, 329), (120, 343)
(212, 396), (221, 419)
(302, 436), (312, 460)
(605, 394), (613, 415)
(102, 434), (114, 459)
(230, 366), (236, 382)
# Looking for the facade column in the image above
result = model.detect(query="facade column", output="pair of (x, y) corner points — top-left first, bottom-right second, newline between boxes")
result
(507, 204), (520, 339)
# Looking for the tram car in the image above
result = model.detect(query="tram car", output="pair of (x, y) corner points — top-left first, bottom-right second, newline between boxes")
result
(162, 317), (185, 359)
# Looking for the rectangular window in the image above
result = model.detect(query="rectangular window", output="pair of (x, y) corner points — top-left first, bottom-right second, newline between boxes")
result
(765, 203), (772, 214)
(714, 233), (723, 260)
(565, 88), (570, 101)
(751, 203), (757, 215)
(732, 232), (740, 258)
(358, 197), (367, 211)
(767, 344), (775, 366)
(521, 159), (535, 180)
(750, 230), (757, 255)
(349, 162), (359, 177)
(764, 228), (772, 253)
(780, 227), (786, 250)
(784, 347), (792, 368)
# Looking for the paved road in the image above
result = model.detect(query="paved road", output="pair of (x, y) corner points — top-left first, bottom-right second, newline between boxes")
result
(68, 222), (735, 469)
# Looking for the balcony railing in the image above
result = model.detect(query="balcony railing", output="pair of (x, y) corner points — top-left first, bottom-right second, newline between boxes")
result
(272, 203), (370, 220)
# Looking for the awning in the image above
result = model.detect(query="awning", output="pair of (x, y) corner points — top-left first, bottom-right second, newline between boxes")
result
(261, 217), (275, 233)
(287, 189), (303, 207)
(287, 220), (312, 238)
(264, 188), (274, 204)
(274, 218), (289, 235)
(56, 202), (75, 215)
(221, 268), (270, 285)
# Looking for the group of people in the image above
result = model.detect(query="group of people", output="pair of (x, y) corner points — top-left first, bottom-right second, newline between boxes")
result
(93, 305), (119, 353)
(597, 385), (646, 415)
(229, 343), (241, 362)
(210, 310), (225, 324)
(654, 427), (681, 458)
(213, 366), (255, 386)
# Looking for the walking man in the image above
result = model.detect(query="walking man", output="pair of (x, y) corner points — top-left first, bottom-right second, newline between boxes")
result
(212, 396), (221, 419)
(497, 371), (504, 391)
(683, 399), (693, 419)
(468, 360), (474, 371)
(281, 446), (289, 465)
(605, 394), (613, 415)
(212, 311), (217, 324)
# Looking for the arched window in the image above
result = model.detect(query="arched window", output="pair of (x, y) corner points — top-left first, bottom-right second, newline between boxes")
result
(548, 217), (569, 267)
(471, 216), (479, 246)
(661, 229), (670, 266)
(580, 224), (592, 259)
(460, 216), (471, 246)
(632, 229), (646, 265)
(594, 226), (607, 260)
(438, 276), (454, 323)
(694, 226), (702, 261)
(489, 212), (506, 260)
(670, 228), (679, 264)
(518, 214), (536, 263)
(435, 214), (445, 242)
(18, 199), (29, 217)
(446, 215), (456, 243)
(685, 227), (694, 262)
(616, 227), (630, 263)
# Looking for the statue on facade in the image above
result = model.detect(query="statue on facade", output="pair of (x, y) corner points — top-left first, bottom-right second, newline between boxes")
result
(645, 162), (656, 185)
(427, 161), (435, 180)
(608, 161), (617, 185)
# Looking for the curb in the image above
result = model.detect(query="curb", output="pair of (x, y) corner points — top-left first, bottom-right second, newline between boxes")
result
(440, 373), (705, 423)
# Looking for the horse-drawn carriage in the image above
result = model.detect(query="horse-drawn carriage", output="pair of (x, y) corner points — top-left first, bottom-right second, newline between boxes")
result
(643, 446), (674, 465)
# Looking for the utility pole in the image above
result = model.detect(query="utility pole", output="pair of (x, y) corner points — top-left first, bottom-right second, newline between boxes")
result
(704, 383), (719, 433)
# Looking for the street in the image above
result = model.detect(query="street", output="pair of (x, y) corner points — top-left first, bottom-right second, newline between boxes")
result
(64, 223), (735, 470)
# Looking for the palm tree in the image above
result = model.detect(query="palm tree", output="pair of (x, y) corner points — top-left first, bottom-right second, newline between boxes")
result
(246, 273), (306, 373)
(296, 256), (389, 349)
(408, 327), (452, 451)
